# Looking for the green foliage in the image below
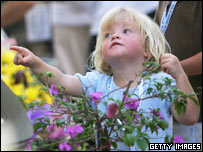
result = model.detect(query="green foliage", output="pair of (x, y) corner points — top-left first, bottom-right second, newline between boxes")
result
(26, 62), (202, 151)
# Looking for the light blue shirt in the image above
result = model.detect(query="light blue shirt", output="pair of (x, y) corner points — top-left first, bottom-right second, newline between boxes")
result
(76, 70), (176, 151)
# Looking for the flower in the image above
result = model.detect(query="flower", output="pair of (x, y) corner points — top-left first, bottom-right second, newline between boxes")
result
(47, 124), (65, 139)
(174, 136), (184, 143)
(49, 84), (59, 95)
(90, 91), (103, 104)
(75, 124), (84, 133)
(124, 96), (140, 110)
(150, 109), (162, 117)
(1, 49), (52, 104)
(27, 104), (52, 125)
(159, 116), (165, 120)
(25, 134), (36, 151)
(65, 124), (83, 138)
(59, 142), (72, 151)
(106, 103), (119, 118)
(134, 114), (140, 123)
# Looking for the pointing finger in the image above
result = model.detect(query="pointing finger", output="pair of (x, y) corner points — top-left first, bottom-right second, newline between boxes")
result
(10, 46), (30, 56)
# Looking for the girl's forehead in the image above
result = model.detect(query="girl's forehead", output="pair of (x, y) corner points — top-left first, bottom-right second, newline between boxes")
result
(103, 20), (136, 31)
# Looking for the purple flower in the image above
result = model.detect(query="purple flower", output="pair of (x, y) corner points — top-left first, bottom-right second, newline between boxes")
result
(65, 124), (83, 138)
(174, 136), (184, 143)
(134, 114), (140, 123)
(27, 104), (52, 125)
(124, 96), (140, 110)
(90, 92), (103, 104)
(49, 84), (58, 95)
(59, 142), (72, 151)
(106, 103), (119, 119)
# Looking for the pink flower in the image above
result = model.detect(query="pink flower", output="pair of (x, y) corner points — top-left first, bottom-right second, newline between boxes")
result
(106, 103), (119, 118)
(174, 136), (184, 143)
(25, 134), (37, 151)
(75, 124), (83, 133)
(159, 116), (165, 120)
(90, 92), (103, 104)
(124, 96), (140, 110)
(65, 124), (83, 138)
(49, 84), (58, 95)
(47, 124), (65, 139)
(59, 142), (72, 151)
(63, 97), (67, 102)
(150, 109), (162, 117)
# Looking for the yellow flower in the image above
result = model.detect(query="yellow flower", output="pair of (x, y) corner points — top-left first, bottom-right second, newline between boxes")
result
(41, 93), (53, 104)
(24, 70), (35, 84)
(1, 49), (53, 104)
(25, 85), (41, 103)
(10, 83), (25, 96)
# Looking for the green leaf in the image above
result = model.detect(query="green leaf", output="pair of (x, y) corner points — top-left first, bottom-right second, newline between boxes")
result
(164, 134), (170, 143)
(149, 122), (158, 135)
(39, 87), (49, 93)
(187, 94), (200, 106)
(108, 97), (115, 101)
(123, 134), (138, 147)
(174, 101), (186, 115)
(43, 117), (50, 124)
(33, 122), (47, 132)
(157, 120), (168, 131)
(45, 71), (55, 78)
(55, 119), (66, 127)
(111, 141), (117, 149)
(146, 87), (153, 95)
(36, 73), (44, 79)
(137, 138), (148, 151)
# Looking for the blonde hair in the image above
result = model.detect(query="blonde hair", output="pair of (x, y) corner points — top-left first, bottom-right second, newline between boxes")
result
(90, 6), (170, 75)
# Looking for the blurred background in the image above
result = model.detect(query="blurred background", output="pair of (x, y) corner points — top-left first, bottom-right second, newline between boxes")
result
(1, 1), (159, 75)
(2, 1), (201, 151)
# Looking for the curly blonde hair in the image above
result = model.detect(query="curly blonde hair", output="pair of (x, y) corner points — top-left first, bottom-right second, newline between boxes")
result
(90, 6), (170, 75)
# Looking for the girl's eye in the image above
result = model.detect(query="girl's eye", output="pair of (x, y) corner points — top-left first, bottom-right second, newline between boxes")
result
(105, 33), (112, 38)
(123, 29), (131, 34)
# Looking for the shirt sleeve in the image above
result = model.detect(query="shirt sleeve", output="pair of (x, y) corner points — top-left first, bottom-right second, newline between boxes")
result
(75, 70), (101, 96)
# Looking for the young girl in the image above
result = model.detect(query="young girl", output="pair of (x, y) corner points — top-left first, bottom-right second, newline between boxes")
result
(11, 6), (199, 151)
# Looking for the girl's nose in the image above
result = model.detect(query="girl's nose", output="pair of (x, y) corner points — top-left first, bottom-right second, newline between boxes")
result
(112, 33), (121, 40)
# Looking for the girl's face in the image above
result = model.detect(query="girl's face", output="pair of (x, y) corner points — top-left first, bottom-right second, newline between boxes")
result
(102, 22), (145, 65)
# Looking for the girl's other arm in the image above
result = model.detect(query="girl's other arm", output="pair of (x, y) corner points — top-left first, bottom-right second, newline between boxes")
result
(11, 46), (83, 96)
(161, 53), (200, 125)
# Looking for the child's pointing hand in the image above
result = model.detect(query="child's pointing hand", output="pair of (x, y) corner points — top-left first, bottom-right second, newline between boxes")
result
(11, 46), (37, 68)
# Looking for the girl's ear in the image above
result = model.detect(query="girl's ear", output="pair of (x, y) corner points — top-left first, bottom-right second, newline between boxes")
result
(144, 52), (149, 58)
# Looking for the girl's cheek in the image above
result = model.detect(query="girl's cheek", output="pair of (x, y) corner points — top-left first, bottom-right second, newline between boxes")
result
(102, 42), (109, 57)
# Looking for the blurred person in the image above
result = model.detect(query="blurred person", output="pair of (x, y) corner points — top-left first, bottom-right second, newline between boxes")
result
(51, 1), (96, 75)
(88, 1), (159, 70)
(1, 1), (37, 28)
(1, 1), (53, 58)
(154, 1), (202, 143)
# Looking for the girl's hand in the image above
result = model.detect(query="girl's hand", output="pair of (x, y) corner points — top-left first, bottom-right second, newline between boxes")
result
(11, 46), (38, 68)
(161, 53), (185, 79)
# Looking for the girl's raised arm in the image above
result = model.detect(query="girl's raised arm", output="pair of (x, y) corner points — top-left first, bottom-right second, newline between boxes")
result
(11, 46), (83, 96)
